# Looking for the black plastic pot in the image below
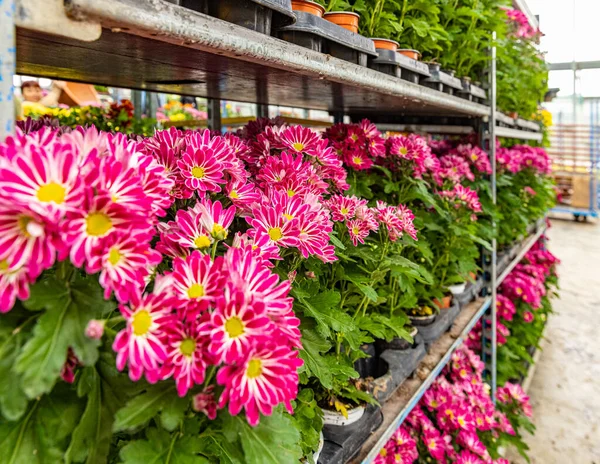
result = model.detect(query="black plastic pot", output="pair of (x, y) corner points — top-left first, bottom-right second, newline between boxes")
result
(458, 76), (473, 101)
(421, 64), (463, 95)
(396, 52), (430, 84)
(174, 0), (295, 35)
(368, 48), (401, 77)
(367, 334), (426, 403)
(375, 327), (418, 351)
(417, 302), (460, 349)
(278, 11), (376, 66)
(320, 404), (383, 464)
(353, 343), (378, 379)
(408, 313), (437, 327)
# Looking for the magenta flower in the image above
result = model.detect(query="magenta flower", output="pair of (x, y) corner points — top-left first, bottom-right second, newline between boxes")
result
(0, 260), (31, 313)
(85, 319), (105, 340)
(171, 251), (225, 311)
(217, 342), (302, 426)
(177, 145), (225, 193)
(161, 312), (208, 397)
(247, 203), (300, 248)
(193, 385), (217, 419)
(277, 125), (322, 155)
(113, 291), (175, 382)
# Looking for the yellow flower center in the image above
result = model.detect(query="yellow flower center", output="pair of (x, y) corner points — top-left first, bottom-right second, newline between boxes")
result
(399, 147), (408, 155)
(352, 156), (363, 165)
(287, 189), (296, 197)
(292, 142), (304, 151)
(111, 194), (119, 203)
(351, 226), (360, 236)
(132, 310), (152, 336)
(187, 283), (205, 299)
(229, 190), (239, 199)
(108, 247), (122, 265)
(246, 359), (263, 378)
(36, 182), (66, 204)
(471, 153), (478, 161)
(431, 400), (438, 407)
(350, 134), (359, 142)
(86, 212), (113, 237)
(340, 207), (349, 215)
(191, 166), (205, 178)
(380, 449), (387, 457)
(0, 259), (9, 271)
(212, 223), (227, 239)
(179, 338), (196, 357)
(445, 409), (454, 419)
(268, 227), (283, 241)
(516, 287), (523, 295)
(194, 235), (211, 249)
(458, 417), (466, 427)
(225, 316), (245, 338)
(283, 213), (294, 221)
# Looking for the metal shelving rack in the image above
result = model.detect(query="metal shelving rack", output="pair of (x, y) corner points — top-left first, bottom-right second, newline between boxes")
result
(0, 1), (545, 462)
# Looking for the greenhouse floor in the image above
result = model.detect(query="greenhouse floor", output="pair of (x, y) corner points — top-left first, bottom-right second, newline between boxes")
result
(509, 217), (600, 463)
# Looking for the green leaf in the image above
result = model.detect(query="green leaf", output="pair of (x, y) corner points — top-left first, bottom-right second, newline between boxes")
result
(160, 395), (189, 432)
(328, 233), (346, 250)
(298, 329), (333, 389)
(120, 425), (209, 464)
(113, 383), (175, 432)
(66, 353), (133, 464)
(224, 409), (303, 464)
(299, 291), (355, 339)
(0, 385), (83, 464)
(15, 276), (114, 398)
(0, 327), (29, 421)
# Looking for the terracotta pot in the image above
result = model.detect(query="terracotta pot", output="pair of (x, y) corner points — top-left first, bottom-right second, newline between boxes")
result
(469, 272), (477, 281)
(398, 49), (421, 60)
(508, 111), (518, 119)
(323, 11), (360, 33)
(372, 38), (399, 52)
(434, 295), (452, 310)
(291, 0), (325, 17)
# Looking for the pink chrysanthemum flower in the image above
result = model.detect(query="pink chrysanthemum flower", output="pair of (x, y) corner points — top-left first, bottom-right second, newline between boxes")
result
(346, 219), (371, 246)
(113, 291), (174, 382)
(344, 150), (373, 170)
(192, 198), (236, 241)
(0, 207), (57, 278)
(226, 180), (262, 209)
(455, 450), (485, 464)
(62, 192), (140, 269)
(0, 259), (31, 313)
(277, 125), (322, 155)
(217, 342), (303, 426)
(171, 251), (225, 311)
(231, 232), (282, 266)
(201, 290), (271, 364)
(170, 207), (214, 251)
(326, 195), (359, 222)
(177, 145), (225, 193)
(224, 246), (293, 316)
(161, 313), (208, 397)
(90, 231), (162, 303)
(0, 141), (83, 222)
(247, 203), (300, 248)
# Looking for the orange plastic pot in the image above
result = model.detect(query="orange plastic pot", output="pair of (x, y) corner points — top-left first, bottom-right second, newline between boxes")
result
(434, 295), (452, 310)
(323, 11), (360, 33)
(291, 0), (325, 17)
(508, 111), (518, 119)
(469, 272), (477, 281)
(372, 38), (399, 52)
(398, 49), (421, 60)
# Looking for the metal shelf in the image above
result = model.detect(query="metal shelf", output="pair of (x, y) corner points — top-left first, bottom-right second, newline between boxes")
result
(496, 222), (548, 288)
(516, 118), (541, 132)
(350, 297), (492, 464)
(512, 0), (539, 31)
(495, 126), (543, 141)
(15, 0), (490, 117)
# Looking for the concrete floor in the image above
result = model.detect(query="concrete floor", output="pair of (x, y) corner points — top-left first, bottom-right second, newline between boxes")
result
(509, 217), (600, 464)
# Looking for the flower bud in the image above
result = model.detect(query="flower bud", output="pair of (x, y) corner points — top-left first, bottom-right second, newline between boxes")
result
(85, 319), (105, 340)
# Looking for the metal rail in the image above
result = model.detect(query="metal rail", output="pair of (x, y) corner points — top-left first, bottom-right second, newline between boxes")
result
(495, 126), (543, 141)
(0, 0), (16, 138)
(356, 298), (493, 464)
(496, 223), (548, 288)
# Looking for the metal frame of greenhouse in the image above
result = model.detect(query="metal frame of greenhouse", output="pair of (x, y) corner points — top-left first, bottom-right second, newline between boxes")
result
(0, 0), (545, 462)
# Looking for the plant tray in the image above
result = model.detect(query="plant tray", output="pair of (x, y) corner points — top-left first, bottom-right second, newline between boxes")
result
(454, 287), (474, 310)
(418, 302), (460, 349)
(170, 0), (295, 35)
(421, 64), (463, 95)
(470, 83), (487, 102)
(367, 335), (426, 403)
(320, 404), (383, 464)
(278, 11), (376, 66)
(368, 48), (401, 78)
(396, 53), (431, 84)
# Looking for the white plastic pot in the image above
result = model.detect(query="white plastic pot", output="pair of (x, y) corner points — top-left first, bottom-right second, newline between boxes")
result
(322, 405), (365, 426)
(302, 432), (324, 464)
(448, 283), (467, 295)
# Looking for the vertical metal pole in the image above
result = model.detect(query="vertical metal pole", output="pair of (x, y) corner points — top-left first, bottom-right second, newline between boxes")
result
(0, 0), (16, 138)
(490, 33), (498, 403)
(132, 90), (143, 119)
(207, 98), (222, 133)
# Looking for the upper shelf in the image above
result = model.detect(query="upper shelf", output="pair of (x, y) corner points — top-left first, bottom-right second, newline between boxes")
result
(15, 0), (490, 117)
